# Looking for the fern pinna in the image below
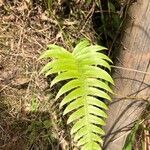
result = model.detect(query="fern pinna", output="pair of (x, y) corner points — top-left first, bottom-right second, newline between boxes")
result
(40, 40), (114, 150)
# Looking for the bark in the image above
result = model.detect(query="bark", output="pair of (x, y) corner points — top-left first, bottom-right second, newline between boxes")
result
(104, 0), (150, 149)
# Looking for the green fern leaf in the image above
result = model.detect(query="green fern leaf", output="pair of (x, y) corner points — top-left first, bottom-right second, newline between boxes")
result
(77, 52), (113, 63)
(73, 40), (90, 54)
(40, 40), (114, 150)
(56, 79), (81, 99)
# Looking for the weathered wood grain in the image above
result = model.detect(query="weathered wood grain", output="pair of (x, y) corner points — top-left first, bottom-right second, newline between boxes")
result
(104, 0), (150, 149)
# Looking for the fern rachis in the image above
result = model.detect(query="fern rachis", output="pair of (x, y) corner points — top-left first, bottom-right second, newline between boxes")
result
(40, 40), (114, 150)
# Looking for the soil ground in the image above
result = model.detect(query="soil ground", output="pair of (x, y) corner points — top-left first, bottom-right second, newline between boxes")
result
(0, 1), (95, 149)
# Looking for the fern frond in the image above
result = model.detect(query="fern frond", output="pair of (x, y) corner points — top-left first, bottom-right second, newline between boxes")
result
(40, 40), (114, 150)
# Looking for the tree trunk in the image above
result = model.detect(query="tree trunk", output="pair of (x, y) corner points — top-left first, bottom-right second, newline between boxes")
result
(104, 0), (150, 149)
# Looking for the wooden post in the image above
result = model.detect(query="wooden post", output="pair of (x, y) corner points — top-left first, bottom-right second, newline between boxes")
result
(104, 0), (150, 149)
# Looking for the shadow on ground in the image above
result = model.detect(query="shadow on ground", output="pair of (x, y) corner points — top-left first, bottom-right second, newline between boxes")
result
(0, 93), (62, 150)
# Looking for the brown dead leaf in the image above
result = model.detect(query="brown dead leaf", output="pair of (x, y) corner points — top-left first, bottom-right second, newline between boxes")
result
(11, 77), (30, 89)
(0, 70), (16, 82)
(0, 0), (4, 6)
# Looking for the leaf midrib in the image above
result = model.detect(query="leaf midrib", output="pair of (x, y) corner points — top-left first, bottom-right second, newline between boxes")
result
(77, 57), (94, 148)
